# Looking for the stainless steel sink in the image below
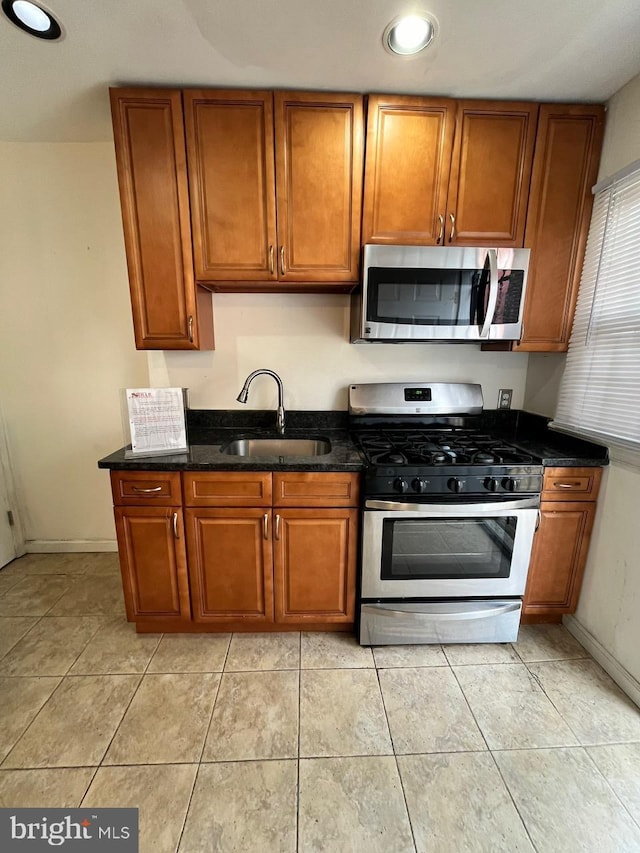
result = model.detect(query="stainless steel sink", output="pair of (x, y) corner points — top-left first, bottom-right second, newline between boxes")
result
(221, 438), (331, 457)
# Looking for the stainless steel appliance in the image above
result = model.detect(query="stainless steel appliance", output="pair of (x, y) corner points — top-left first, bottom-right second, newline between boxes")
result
(350, 382), (542, 645)
(351, 245), (530, 343)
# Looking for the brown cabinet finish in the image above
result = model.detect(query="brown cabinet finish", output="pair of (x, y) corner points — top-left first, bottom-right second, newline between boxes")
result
(362, 95), (456, 245)
(275, 92), (364, 282)
(273, 472), (360, 507)
(274, 509), (358, 623)
(447, 101), (538, 246)
(185, 508), (274, 624)
(184, 90), (277, 282)
(110, 470), (182, 507)
(362, 96), (537, 247)
(114, 506), (190, 622)
(109, 88), (213, 350)
(515, 105), (605, 351)
(523, 467), (602, 621)
(541, 466), (602, 502)
(184, 88), (364, 289)
(183, 472), (272, 507)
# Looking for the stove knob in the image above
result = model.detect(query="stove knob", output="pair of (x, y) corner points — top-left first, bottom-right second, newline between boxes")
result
(484, 477), (499, 492)
(503, 477), (519, 492)
(447, 477), (465, 493)
(393, 478), (409, 494)
(412, 478), (427, 494)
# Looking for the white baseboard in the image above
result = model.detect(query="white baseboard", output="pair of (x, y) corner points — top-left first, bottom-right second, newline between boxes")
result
(563, 615), (640, 709)
(25, 540), (118, 553)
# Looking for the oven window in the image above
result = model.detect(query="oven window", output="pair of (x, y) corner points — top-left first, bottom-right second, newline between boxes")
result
(380, 516), (516, 580)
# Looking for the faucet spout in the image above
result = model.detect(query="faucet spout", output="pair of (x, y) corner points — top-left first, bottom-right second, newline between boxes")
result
(236, 370), (286, 435)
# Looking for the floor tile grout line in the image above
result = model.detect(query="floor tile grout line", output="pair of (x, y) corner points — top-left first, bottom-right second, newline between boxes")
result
(0, 674), (66, 769)
(582, 745), (640, 833)
(373, 664), (418, 852)
(175, 632), (232, 853)
(0, 613), (46, 666)
(520, 658), (586, 746)
(486, 748), (540, 852)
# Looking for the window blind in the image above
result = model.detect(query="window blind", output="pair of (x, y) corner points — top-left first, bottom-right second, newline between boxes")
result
(552, 162), (640, 451)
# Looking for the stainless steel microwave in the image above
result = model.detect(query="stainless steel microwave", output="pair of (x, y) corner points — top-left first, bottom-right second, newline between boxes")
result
(351, 245), (530, 343)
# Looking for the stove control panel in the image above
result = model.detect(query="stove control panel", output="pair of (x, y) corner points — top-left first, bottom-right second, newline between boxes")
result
(370, 469), (543, 497)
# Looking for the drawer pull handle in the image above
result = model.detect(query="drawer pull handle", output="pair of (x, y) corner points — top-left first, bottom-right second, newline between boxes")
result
(275, 514), (281, 540)
(263, 513), (269, 540)
(188, 315), (194, 343)
(132, 486), (163, 493)
(269, 244), (274, 275)
(173, 512), (179, 539)
(448, 212), (456, 242)
(436, 214), (444, 244)
(280, 245), (286, 276)
(553, 482), (583, 489)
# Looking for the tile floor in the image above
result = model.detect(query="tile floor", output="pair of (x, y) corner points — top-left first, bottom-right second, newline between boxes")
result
(0, 553), (639, 852)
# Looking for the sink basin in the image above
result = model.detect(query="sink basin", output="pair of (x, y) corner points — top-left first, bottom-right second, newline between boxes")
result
(221, 438), (332, 457)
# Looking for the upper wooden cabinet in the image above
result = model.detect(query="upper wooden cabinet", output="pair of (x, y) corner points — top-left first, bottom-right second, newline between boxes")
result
(515, 104), (605, 351)
(184, 89), (364, 288)
(362, 96), (538, 247)
(448, 101), (538, 246)
(109, 88), (214, 350)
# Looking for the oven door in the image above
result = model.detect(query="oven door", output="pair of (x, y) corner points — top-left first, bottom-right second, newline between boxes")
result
(361, 497), (539, 599)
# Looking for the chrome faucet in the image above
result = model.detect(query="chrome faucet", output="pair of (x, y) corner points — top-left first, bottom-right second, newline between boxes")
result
(236, 369), (285, 435)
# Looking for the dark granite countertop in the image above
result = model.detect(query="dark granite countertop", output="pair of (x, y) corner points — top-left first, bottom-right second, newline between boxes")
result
(98, 408), (608, 472)
(98, 410), (365, 472)
(482, 410), (609, 467)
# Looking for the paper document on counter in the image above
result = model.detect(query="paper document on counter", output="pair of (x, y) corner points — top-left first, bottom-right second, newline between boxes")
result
(125, 388), (187, 456)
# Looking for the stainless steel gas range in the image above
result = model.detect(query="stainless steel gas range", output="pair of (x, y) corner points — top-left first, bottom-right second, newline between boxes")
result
(349, 382), (543, 646)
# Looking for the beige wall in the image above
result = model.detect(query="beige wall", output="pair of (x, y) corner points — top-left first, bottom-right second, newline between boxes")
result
(148, 294), (529, 412)
(566, 71), (640, 685)
(0, 142), (147, 547)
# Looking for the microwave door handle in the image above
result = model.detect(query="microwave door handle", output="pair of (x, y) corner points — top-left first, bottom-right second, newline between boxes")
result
(480, 249), (499, 338)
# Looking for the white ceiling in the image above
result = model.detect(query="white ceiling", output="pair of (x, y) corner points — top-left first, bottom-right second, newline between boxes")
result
(2, 0), (640, 142)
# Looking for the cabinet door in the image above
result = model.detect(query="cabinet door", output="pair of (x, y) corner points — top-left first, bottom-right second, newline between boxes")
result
(523, 501), (597, 618)
(273, 509), (357, 624)
(184, 90), (278, 282)
(447, 101), (538, 246)
(274, 91), (364, 282)
(362, 95), (456, 245)
(114, 506), (190, 622)
(516, 105), (605, 351)
(109, 88), (213, 350)
(185, 508), (274, 624)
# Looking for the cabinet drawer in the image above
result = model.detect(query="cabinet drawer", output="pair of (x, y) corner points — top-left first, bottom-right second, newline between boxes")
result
(111, 471), (182, 506)
(183, 472), (272, 506)
(273, 473), (360, 507)
(542, 467), (602, 502)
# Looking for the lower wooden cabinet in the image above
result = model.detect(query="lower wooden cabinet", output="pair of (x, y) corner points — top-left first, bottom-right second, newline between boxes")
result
(273, 509), (358, 624)
(185, 508), (274, 625)
(523, 467), (601, 621)
(113, 506), (191, 622)
(111, 469), (359, 631)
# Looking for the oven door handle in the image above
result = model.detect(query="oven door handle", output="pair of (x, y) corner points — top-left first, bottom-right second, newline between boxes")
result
(361, 601), (521, 621)
(364, 497), (540, 513)
(480, 248), (499, 338)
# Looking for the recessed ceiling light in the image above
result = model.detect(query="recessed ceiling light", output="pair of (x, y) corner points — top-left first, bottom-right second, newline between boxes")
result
(383, 13), (437, 57)
(1, 0), (62, 40)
